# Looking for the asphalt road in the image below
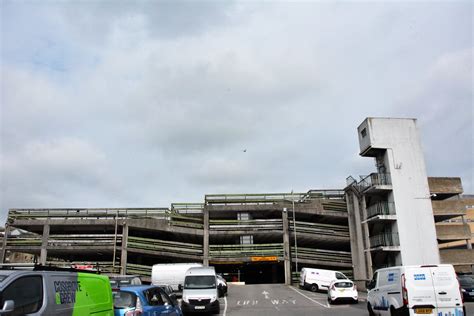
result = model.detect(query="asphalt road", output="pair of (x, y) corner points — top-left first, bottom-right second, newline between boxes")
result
(190, 284), (474, 316)
(217, 284), (367, 316)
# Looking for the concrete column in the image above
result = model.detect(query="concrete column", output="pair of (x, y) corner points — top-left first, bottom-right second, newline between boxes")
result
(360, 197), (373, 277)
(282, 208), (292, 285)
(346, 191), (368, 289)
(0, 224), (11, 263)
(461, 215), (472, 250)
(40, 223), (50, 265)
(203, 208), (209, 266)
(120, 223), (129, 275)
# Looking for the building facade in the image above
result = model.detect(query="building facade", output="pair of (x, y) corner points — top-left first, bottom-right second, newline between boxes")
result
(0, 191), (352, 284)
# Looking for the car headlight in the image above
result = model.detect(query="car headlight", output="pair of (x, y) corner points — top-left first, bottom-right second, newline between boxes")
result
(211, 295), (217, 302)
(462, 288), (466, 293)
(182, 296), (189, 303)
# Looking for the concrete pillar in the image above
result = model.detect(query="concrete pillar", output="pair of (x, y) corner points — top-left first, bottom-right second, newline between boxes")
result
(0, 224), (11, 263)
(282, 208), (292, 285)
(461, 215), (472, 250)
(203, 208), (209, 266)
(120, 223), (129, 275)
(346, 191), (368, 289)
(40, 223), (50, 265)
(360, 197), (373, 277)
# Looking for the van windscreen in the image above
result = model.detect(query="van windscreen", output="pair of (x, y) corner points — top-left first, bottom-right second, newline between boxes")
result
(184, 276), (216, 289)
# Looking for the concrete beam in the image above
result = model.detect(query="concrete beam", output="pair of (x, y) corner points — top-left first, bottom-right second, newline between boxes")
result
(0, 225), (11, 263)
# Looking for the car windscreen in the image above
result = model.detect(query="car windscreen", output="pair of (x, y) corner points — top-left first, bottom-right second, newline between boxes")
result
(113, 291), (137, 309)
(184, 275), (216, 289)
(334, 282), (353, 288)
(460, 276), (474, 287)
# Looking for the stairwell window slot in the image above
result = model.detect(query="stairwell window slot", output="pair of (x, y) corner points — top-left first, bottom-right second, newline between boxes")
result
(361, 128), (367, 138)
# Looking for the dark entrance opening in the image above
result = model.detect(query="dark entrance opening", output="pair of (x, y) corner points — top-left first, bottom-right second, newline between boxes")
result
(214, 262), (285, 284)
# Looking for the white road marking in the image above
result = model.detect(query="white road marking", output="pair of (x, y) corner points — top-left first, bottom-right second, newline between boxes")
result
(262, 290), (269, 299)
(223, 296), (227, 316)
(289, 286), (331, 309)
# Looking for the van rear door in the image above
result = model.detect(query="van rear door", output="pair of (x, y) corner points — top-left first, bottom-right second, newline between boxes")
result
(430, 265), (463, 315)
(405, 266), (437, 314)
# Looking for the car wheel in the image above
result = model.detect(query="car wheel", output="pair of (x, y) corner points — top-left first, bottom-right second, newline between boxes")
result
(327, 297), (333, 305)
(310, 284), (318, 292)
(353, 299), (358, 304)
(367, 302), (375, 316)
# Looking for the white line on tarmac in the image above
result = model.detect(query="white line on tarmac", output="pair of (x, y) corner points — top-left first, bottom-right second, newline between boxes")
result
(289, 286), (331, 309)
(223, 296), (227, 316)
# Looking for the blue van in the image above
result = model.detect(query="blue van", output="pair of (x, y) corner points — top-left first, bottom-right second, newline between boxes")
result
(113, 285), (182, 316)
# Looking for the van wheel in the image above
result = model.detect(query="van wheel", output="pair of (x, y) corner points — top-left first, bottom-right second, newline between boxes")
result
(367, 302), (375, 316)
(310, 284), (318, 292)
(390, 306), (397, 316)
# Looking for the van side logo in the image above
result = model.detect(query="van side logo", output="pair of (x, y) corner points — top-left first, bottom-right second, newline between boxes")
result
(414, 274), (426, 281)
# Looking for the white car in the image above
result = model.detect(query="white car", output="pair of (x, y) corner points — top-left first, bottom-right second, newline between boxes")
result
(327, 279), (358, 304)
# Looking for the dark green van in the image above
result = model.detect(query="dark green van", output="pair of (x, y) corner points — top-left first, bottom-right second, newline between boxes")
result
(0, 270), (113, 315)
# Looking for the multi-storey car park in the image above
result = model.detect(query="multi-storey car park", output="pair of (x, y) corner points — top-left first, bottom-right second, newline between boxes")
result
(1, 117), (473, 286)
(0, 190), (352, 284)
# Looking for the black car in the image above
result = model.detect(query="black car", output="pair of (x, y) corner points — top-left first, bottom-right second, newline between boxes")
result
(459, 275), (474, 301)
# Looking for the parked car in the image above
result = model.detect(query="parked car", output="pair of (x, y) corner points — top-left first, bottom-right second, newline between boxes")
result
(155, 284), (179, 305)
(217, 275), (227, 297)
(0, 269), (113, 315)
(109, 275), (142, 289)
(459, 274), (474, 301)
(113, 285), (182, 316)
(299, 267), (349, 292)
(366, 264), (465, 316)
(327, 279), (358, 304)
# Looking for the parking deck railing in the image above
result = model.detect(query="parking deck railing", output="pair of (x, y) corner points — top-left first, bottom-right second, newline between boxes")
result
(369, 232), (400, 248)
(209, 243), (284, 258)
(366, 202), (396, 219)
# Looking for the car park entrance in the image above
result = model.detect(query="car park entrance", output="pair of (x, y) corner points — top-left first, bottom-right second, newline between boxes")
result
(213, 262), (285, 284)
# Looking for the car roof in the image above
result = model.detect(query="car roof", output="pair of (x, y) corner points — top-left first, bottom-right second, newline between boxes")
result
(117, 285), (163, 292)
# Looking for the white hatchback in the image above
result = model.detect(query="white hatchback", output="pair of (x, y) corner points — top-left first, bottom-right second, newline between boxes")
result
(327, 279), (358, 304)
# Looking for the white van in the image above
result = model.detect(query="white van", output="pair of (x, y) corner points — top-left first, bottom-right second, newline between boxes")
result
(299, 268), (349, 292)
(181, 267), (220, 314)
(366, 264), (465, 316)
(151, 263), (202, 292)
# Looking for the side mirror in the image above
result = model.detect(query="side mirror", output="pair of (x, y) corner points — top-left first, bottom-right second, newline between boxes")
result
(178, 284), (183, 291)
(0, 300), (15, 314)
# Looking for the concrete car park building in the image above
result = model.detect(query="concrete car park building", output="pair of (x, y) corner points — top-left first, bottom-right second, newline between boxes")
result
(0, 191), (352, 284)
(1, 117), (472, 285)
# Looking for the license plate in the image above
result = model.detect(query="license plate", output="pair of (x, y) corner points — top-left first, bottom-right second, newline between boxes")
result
(338, 289), (345, 292)
(195, 306), (205, 310)
(415, 308), (432, 314)
(469, 292), (474, 296)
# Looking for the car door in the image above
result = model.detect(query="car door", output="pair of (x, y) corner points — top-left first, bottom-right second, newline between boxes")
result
(142, 288), (180, 316)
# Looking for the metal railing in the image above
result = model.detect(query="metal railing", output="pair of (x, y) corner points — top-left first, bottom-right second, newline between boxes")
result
(358, 173), (392, 191)
(289, 221), (349, 237)
(205, 190), (345, 205)
(291, 248), (352, 264)
(8, 208), (170, 220)
(127, 236), (203, 255)
(370, 233), (399, 248)
(209, 219), (283, 231)
(209, 243), (284, 258)
(366, 202), (396, 219)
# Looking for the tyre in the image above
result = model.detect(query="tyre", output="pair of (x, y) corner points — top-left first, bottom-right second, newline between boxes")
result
(367, 302), (375, 316)
(310, 284), (318, 292)
(390, 306), (396, 316)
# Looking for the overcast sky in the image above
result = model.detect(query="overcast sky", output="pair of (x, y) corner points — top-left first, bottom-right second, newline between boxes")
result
(1, 1), (472, 224)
